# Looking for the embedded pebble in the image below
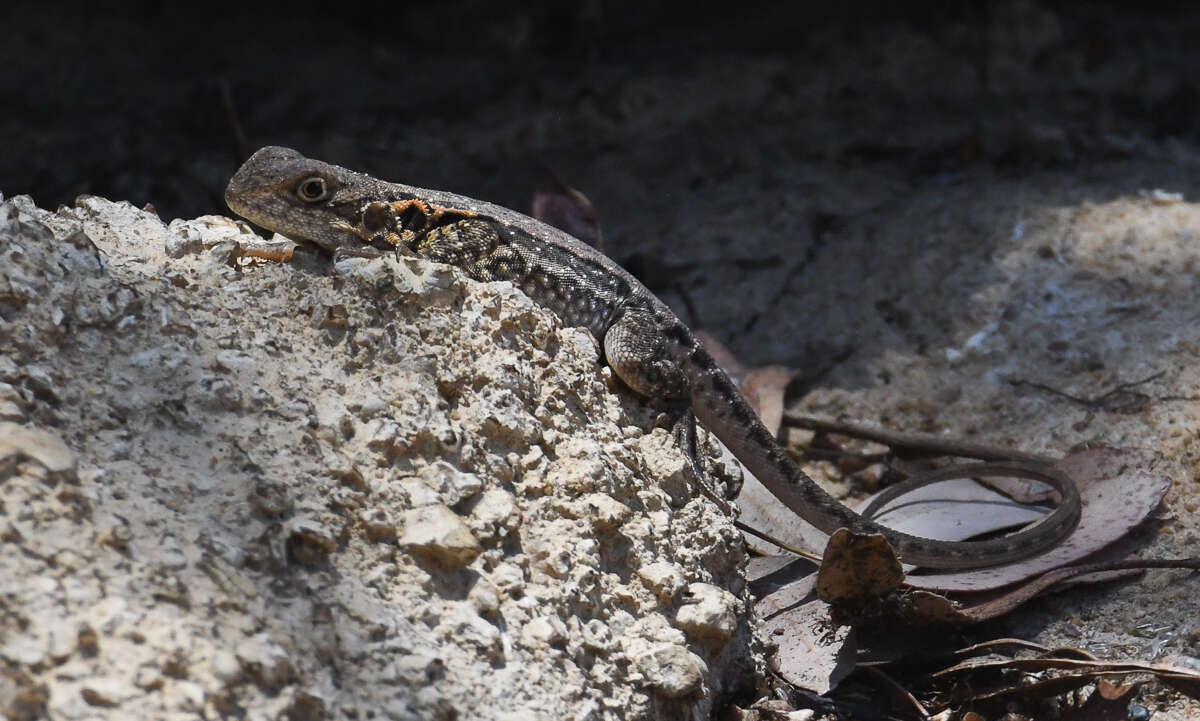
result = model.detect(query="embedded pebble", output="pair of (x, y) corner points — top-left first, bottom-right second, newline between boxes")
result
(576, 493), (632, 530)
(210, 650), (243, 684)
(634, 643), (705, 699)
(522, 615), (567, 646)
(0, 383), (24, 420)
(579, 619), (613, 651)
(132, 667), (163, 691)
(356, 395), (390, 419)
(419, 461), (483, 505)
(468, 581), (501, 615)
(156, 534), (189, 570)
(637, 562), (687, 600)
(366, 419), (400, 450)
(437, 604), (502, 657)
(236, 635), (294, 693)
(361, 506), (398, 542)
(79, 677), (138, 707)
(167, 680), (206, 711)
(399, 478), (442, 508)
(398, 504), (483, 566)
(284, 516), (337, 563)
(469, 489), (519, 532)
(0, 422), (77, 475)
(674, 583), (739, 642)
(489, 563), (526, 595)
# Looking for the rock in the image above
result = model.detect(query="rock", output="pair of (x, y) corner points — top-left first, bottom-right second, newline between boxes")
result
(419, 461), (483, 506)
(398, 504), (482, 566)
(210, 650), (243, 685)
(637, 562), (686, 601)
(522, 616), (567, 647)
(132, 667), (162, 691)
(674, 583), (740, 642)
(355, 395), (390, 419)
(235, 635), (294, 694)
(575, 493), (632, 530)
(0, 422), (76, 476)
(579, 619), (613, 652)
(79, 677), (139, 707)
(361, 506), (398, 542)
(398, 478), (442, 508)
(0, 382), (24, 421)
(468, 581), (501, 615)
(0, 193), (755, 721)
(469, 489), (519, 534)
(436, 604), (501, 658)
(489, 562), (526, 596)
(284, 516), (337, 564)
(166, 680), (206, 711)
(634, 643), (705, 699)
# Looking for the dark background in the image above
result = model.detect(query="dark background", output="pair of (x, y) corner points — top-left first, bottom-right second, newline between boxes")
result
(6, 0), (1200, 366)
(7, 2), (1199, 219)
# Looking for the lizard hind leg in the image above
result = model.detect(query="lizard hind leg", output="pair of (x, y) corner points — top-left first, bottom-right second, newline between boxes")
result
(602, 308), (693, 402)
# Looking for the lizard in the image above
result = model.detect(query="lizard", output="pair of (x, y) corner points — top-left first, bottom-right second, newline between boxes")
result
(224, 146), (1081, 570)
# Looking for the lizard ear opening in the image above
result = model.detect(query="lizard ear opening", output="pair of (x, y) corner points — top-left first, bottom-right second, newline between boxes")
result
(295, 176), (330, 203)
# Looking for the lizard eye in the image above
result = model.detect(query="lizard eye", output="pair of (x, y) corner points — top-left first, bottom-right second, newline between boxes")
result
(295, 177), (329, 202)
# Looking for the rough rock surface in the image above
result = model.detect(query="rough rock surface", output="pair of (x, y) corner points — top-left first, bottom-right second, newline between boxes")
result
(0, 194), (761, 720)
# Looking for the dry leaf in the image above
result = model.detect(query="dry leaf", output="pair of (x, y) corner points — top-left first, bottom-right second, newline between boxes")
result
(737, 445), (1166, 584)
(862, 477), (1047, 544)
(933, 652), (1200, 704)
(815, 530), (904, 603)
(855, 666), (931, 719)
(530, 168), (603, 250)
(752, 446), (1177, 628)
(753, 574), (858, 694)
(1096, 679), (1136, 701)
(741, 365), (796, 440)
(952, 566), (1144, 622)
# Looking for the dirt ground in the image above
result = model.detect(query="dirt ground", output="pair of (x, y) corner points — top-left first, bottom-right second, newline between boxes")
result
(4, 1), (1200, 718)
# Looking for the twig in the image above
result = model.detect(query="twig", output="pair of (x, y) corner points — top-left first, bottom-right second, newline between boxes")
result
(857, 666), (931, 720)
(219, 77), (251, 163)
(782, 415), (1055, 464)
(1007, 371), (1166, 413)
(735, 520), (822, 564)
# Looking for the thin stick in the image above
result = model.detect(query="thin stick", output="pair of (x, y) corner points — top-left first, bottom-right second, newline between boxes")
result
(782, 414), (1055, 463)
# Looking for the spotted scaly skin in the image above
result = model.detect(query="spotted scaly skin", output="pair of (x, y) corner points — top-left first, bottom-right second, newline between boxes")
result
(225, 146), (1081, 569)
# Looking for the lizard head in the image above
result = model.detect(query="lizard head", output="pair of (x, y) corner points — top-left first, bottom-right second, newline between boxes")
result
(225, 146), (376, 255)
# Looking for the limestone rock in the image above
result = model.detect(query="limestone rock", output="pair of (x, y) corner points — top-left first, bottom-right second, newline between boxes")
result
(398, 504), (483, 566)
